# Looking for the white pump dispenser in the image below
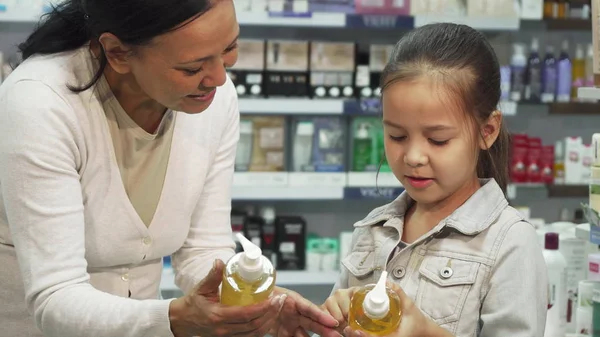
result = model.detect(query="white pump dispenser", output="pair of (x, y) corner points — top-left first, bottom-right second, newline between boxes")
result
(363, 271), (391, 320)
(348, 271), (402, 335)
(235, 232), (264, 282)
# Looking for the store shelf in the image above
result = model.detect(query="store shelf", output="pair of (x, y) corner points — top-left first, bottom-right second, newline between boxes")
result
(543, 18), (591, 30)
(160, 269), (339, 292)
(231, 173), (405, 201)
(238, 11), (347, 27)
(578, 87), (600, 101)
(238, 98), (346, 115)
(239, 99), (600, 116)
(0, 6), (522, 31)
(414, 15), (520, 31)
(547, 184), (589, 198)
(232, 186), (345, 200)
(238, 98), (382, 115)
(548, 102), (600, 115)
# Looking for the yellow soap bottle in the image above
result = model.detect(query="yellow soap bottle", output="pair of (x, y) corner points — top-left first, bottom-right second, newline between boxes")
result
(220, 233), (276, 306)
(348, 271), (402, 336)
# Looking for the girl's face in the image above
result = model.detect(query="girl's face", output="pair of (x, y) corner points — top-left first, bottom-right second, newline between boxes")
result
(382, 76), (482, 209)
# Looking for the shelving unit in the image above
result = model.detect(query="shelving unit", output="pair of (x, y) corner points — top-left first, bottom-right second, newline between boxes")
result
(238, 98), (600, 116)
(160, 268), (338, 292)
(0, 5), (586, 32)
(229, 177), (587, 201)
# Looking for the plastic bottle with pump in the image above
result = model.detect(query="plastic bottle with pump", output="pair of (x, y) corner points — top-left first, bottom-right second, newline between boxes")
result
(348, 271), (402, 336)
(221, 233), (276, 306)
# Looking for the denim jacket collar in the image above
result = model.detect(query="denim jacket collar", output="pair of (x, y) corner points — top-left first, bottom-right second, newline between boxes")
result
(353, 179), (509, 236)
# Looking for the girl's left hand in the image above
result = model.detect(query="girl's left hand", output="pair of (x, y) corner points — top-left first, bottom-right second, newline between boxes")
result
(271, 286), (341, 337)
(342, 282), (449, 337)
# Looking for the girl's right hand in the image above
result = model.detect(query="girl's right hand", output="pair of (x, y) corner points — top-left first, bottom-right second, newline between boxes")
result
(321, 286), (361, 332)
(168, 259), (286, 337)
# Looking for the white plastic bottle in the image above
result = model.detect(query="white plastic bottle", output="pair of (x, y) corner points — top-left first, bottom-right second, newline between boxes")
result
(220, 233), (276, 306)
(293, 121), (314, 172)
(543, 232), (568, 337)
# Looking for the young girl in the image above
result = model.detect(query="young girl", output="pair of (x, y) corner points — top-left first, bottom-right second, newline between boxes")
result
(323, 23), (548, 337)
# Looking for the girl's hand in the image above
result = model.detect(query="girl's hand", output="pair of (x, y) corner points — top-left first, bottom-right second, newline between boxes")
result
(321, 286), (362, 332)
(342, 282), (451, 337)
(271, 287), (341, 337)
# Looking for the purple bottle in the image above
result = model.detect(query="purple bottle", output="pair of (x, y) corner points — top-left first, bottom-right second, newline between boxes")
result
(556, 40), (572, 103)
(541, 45), (557, 103)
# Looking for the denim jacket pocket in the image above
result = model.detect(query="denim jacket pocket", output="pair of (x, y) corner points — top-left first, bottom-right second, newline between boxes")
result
(416, 255), (479, 326)
(342, 250), (378, 286)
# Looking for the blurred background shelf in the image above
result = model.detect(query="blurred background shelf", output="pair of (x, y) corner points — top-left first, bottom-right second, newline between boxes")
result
(160, 269), (339, 292)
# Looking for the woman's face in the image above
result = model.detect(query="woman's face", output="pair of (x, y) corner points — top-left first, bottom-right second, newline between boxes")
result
(111, 0), (240, 114)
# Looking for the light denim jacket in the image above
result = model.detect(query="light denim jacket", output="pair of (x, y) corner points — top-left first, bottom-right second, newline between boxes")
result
(332, 179), (548, 337)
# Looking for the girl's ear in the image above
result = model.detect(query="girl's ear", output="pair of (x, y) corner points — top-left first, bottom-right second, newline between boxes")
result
(479, 110), (502, 150)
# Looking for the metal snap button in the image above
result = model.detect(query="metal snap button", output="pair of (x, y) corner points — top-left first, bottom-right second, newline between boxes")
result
(121, 274), (129, 282)
(440, 267), (453, 279)
(392, 266), (406, 279)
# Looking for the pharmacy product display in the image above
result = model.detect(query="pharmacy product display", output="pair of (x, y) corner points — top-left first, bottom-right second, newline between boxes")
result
(231, 206), (313, 271)
(511, 133), (595, 185)
(291, 117), (346, 173)
(310, 42), (356, 99)
(350, 117), (389, 173)
(228, 39), (265, 98)
(503, 39), (594, 104)
(348, 271), (402, 336)
(235, 116), (286, 173)
(221, 233), (276, 306)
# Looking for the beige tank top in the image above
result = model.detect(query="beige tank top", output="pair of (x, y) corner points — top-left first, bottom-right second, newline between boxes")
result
(101, 84), (175, 227)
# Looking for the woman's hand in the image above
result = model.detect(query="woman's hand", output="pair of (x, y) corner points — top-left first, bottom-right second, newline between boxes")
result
(168, 259), (286, 337)
(341, 282), (452, 337)
(321, 286), (361, 332)
(271, 287), (341, 337)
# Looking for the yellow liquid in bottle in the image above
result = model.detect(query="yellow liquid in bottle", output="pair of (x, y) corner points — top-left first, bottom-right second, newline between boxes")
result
(348, 284), (402, 336)
(220, 254), (276, 306)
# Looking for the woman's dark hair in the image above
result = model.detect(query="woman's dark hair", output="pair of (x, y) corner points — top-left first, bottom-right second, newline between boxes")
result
(18, 0), (213, 92)
(380, 23), (511, 193)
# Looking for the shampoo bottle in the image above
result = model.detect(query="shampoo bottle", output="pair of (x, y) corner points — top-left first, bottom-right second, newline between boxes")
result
(541, 45), (558, 103)
(526, 38), (542, 103)
(221, 233), (276, 306)
(352, 123), (373, 171)
(543, 232), (568, 337)
(556, 40), (572, 103)
(348, 271), (402, 336)
(510, 43), (528, 102)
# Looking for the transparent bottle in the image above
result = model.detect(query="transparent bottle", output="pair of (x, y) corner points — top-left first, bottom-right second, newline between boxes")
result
(348, 271), (402, 336)
(220, 233), (276, 306)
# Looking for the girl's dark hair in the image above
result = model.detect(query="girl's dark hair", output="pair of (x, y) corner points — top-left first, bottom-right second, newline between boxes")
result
(381, 23), (511, 193)
(18, 0), (213, 92)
